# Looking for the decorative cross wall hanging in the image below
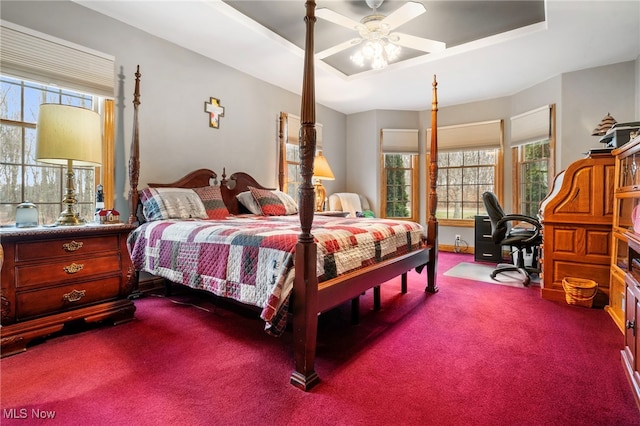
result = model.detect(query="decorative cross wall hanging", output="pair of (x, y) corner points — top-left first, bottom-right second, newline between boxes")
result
(204, 97), (225, 129)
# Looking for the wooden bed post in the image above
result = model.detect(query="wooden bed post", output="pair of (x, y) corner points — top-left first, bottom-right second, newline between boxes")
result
(290, 0), (320, 391)
(427, 75), (439, 293)
(128, 65), (141, 225)
(278, 112), (287, 192)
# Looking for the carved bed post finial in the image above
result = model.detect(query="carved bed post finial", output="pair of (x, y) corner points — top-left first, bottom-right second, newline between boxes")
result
(279, 112), (287, 192)
(429, 75), (438, 223)
(427, 74), (439, 293)
(220, 167), (227, 187)
(128, 65), (141, 225)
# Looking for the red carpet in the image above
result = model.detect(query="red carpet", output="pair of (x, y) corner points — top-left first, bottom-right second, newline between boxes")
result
(1, 252), (638, 425)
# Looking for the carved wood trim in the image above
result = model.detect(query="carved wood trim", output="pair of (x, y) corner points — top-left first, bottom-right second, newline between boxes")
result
(128, 65), (141, 225)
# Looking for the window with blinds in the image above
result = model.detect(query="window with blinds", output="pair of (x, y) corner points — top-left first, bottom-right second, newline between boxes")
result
(380, 129), (419, 221)
(426, 120), (503, 223)
(0, 21), (115, 225)
(510, 104), (555, 216)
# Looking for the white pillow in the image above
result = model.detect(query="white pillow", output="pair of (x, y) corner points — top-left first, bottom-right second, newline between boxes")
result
(236, 191), (263, 215)
(140, 187), (208, 221)
(274, 190), (298, 214)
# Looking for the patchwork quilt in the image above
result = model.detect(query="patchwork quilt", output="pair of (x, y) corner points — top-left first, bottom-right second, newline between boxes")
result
(127, 215), (425, 334)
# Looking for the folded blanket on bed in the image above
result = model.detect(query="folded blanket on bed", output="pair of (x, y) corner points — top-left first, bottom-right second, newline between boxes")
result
(336, 193), (362, 218)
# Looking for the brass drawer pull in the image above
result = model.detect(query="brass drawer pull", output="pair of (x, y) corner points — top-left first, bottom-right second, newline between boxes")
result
(62, 289), (86, 303)
(62, 241), (84, 252)
(63, 263), (84, 274)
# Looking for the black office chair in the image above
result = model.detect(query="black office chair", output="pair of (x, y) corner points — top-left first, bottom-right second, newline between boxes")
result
(482, 191), (542, 286)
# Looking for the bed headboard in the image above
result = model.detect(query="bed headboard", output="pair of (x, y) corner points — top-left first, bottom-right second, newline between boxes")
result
(135, 167), (275, 218)
(220, 170), (274, 215)
(147, 168), (217, 188)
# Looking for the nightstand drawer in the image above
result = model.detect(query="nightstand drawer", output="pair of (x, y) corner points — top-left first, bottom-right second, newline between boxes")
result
(15, 235), (119, 262)
(15, 255), (121, 289)
(16, 277), (122, 320)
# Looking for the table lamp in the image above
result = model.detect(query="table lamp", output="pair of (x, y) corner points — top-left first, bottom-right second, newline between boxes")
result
(36, 104), (102, 226)
(312, 151), (335, 212)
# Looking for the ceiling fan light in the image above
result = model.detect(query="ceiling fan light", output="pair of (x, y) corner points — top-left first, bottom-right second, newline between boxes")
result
(350, 51), (365, 67)
(362, 41), (376, 57)
(385, 42), (401, 61)
(371, 56), (387, 70)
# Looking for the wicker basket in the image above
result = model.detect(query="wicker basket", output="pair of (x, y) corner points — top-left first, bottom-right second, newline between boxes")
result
(562, 277), (598, 308)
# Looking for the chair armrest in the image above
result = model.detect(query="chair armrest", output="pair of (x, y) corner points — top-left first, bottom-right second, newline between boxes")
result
(497, 214), (542, 243)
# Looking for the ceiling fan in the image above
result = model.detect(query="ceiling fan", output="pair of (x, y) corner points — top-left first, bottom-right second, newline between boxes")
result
(316, 0), (446, 69)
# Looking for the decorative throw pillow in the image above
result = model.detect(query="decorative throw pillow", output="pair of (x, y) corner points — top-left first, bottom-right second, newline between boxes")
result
(236, 191), (263, 215)
(273, 190), (298, 215)
(193, 185), (230, 220)
(248, 186), (287, 216)
(140, 187), (208, 221)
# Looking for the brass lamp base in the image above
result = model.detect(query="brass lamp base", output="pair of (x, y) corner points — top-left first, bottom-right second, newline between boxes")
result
(55, 209), (85, 226)
(314, 180), (326, 212)
(55, 160), (85, 226)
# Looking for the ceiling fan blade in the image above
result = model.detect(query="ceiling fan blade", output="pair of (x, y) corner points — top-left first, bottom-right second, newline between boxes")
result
(381, 2), (426, 31)
(393, 32), (446, 53)
(316, 38), (362, 60)
(316, 8), (362, 31)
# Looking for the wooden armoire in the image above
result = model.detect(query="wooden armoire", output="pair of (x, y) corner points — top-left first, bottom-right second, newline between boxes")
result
(538, 152), (615, 307)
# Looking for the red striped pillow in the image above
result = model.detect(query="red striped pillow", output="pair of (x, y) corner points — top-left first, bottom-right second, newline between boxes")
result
(193, 186), (230, 219)
(248, 186), (287, 216)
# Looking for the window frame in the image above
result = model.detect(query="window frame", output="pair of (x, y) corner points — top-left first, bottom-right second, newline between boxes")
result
(429, 147), (504, 227)
(512, 139), (555, 216)
(380, 153), (419, 222)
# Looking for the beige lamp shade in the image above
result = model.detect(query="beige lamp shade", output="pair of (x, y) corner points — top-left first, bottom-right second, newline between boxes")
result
(312, 152), (335, 180)
(36, 104), (102, 166)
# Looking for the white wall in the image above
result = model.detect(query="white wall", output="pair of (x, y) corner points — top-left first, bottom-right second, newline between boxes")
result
(346, 111), (379, 215)
(2, 0), (349, 216)
(561, 61), (636, 168)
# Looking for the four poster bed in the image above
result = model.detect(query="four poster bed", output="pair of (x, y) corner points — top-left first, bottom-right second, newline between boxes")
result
(126, 1), (440, 391)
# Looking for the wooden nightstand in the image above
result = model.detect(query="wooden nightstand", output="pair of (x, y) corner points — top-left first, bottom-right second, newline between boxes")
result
(0, 224), (136, 356)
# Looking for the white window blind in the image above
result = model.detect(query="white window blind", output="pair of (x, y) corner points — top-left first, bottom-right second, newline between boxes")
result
(381, 129), (419, 153)
(0, 20), (115, 97)
(510, 105), (551, 146)
(427, 120), (502, 151)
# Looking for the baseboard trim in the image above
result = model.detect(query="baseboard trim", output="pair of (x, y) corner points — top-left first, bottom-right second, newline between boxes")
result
(439, 244), (474, 254)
